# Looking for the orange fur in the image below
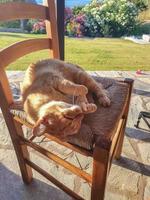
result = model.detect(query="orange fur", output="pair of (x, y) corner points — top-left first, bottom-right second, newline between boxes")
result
(21, 59), (110, 137)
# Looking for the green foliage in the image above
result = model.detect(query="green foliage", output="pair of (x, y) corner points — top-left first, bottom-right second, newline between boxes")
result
(66, 0), (149, 37)
(72, 6), (84, 15)
(24, 19), (37, 33)
(130, 0), (148, 11)
(0, 20), (20, 28)
(133, 22), (150, 35)
(140, 22), (150, 34)
(82, 0), (139, 37)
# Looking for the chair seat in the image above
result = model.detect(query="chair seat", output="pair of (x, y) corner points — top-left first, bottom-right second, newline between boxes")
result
(10, 77), (129, 150)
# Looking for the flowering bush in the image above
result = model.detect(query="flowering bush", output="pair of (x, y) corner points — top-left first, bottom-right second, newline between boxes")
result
(66, 14), (87, 37)
(65, 7), (73, 21)
(66, 0), (139, 37)
(72, 6), (84, 15)
(131, 0), (148, 11)
(65, 7), (73, 34)
(32, 20), (46, 34)
(27, 0), (140, 37)
(83, 0), (139, 37)
(25, 19), (46, 34)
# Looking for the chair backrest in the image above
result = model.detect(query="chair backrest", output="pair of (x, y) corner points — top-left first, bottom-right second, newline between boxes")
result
(0, 0), (60, 107)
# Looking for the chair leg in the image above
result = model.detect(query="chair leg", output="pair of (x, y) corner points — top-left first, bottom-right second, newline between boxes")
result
(91, 146), (109, 200)
(114, 118), (127, 160)
(115, 79), (133, 160)
(9, 120), (33, 184)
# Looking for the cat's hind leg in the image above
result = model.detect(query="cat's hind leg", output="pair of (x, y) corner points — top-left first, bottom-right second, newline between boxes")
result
(75, 71), (111, 107)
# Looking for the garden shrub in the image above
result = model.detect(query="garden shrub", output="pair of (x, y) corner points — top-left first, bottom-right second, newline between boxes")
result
(0, 20), (20, 28)
(133, 22), (150, 35)
(130, 0), (149, 11)
(66, 14), (87, 37)
(32, 20), (46, 34)
(65, 0), (140, 37)
(20, 0), (147, 37)
(24, 19), (46, 34)
(140, 22), (150, 34)
(72, 6), (84, 15)
(65, 7), (73, 35)
(24, 19), (36, 33)
(83, 0), (139, 37)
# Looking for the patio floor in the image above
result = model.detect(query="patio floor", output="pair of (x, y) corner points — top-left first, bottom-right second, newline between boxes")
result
(0, 71), (150, 200)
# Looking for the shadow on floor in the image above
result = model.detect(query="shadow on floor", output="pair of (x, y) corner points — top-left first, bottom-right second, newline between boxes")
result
(0, 164), (71, 200)
(126, 127), (150, 142)
(133, 88), (150, 97)
(113, 156), (150, 177)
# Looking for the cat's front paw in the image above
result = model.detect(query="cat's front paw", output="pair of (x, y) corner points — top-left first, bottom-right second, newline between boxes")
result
(78, 85), (88, 96)
(99, 95), (111, 107)
(85, 103), (97, 113)
(80, 102), (97, 113)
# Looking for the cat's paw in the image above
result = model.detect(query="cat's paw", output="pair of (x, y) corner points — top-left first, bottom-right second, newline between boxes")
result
(63, 105), (82, 119)
(78, 85), (88, 96)
(80, 102), (97, 113)
(99, 95), (111, 107)
(86, 103), (97, 113)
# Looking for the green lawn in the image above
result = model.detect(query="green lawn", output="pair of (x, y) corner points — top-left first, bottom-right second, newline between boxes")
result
(0, 32), (150, 71)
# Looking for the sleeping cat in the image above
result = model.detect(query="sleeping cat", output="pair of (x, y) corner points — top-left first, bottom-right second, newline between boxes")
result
(21, 59), (110, 138)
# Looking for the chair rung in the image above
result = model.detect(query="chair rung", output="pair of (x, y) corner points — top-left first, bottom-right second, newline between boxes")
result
(19, 136), (92, 183)
(45, 133), (93, 157)
(0, 38), (51, 68)
(25, 159), (84, 200)
(13, 116), (93, 157)
(0, 2), (48, 21)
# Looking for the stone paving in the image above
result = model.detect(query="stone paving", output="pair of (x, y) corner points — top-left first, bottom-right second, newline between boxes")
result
(0, 71), (150, 200)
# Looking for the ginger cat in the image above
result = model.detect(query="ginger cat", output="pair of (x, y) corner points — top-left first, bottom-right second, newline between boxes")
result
(21, 59), (110, 138)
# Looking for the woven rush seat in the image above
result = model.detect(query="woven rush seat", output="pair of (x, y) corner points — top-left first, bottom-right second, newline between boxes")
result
(9, 77), (129, 151)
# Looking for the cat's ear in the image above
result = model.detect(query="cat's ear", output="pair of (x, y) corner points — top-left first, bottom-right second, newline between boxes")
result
(32, 118), (47, 136)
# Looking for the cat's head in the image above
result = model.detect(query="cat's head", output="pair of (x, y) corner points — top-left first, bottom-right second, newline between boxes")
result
(32, 101), (84, 138)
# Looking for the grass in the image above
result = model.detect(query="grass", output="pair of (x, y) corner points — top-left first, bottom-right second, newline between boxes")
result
(0, 32), (150, 71)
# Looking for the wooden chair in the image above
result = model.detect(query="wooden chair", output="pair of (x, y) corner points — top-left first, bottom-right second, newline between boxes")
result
(0, 1), (134, 200)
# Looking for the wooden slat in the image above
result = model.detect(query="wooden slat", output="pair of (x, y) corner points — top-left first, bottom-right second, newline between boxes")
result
(13, 116), (93, 157)
(13, 116), (33, 128)
(0, 2), (48, 21)
(45, 0), (60, 58)
(0, 68), (13, 104)
(19, 135), (92, 183)
(0, 38), (51, 68)
(25, 159), (84, 200)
